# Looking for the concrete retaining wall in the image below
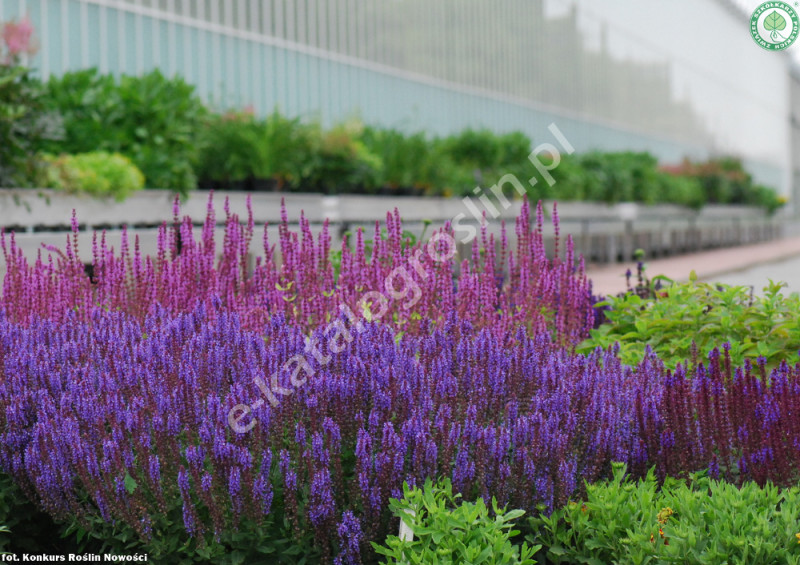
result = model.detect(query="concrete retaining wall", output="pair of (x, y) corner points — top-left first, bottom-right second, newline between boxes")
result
(0, 190), (786, 274)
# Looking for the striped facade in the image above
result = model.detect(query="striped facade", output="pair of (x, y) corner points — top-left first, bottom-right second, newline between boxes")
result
(1, 0), (797, 199)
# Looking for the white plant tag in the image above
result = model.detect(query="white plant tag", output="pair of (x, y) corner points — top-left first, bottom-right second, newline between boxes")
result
(398, 508), (416, 542)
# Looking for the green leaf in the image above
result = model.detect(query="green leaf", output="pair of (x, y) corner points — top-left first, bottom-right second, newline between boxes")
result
(765, 10), (787, 31)
(123, 471), (138, 494)
(548, 544), (568, 556)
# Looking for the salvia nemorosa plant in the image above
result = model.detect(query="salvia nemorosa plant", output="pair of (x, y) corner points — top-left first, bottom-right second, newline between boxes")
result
(0, 304), (798, 561)
(0, 195), (595, 346)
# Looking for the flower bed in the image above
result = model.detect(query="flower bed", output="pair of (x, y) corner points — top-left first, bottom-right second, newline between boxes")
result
(1, 197), (799, 562)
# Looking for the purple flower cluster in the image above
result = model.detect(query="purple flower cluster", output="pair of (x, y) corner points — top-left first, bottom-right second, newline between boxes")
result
(0, 304), (649, 554)
(658, 347), (800, 485)
(0, 195), (594, 345)
(1, 300), (796, 560)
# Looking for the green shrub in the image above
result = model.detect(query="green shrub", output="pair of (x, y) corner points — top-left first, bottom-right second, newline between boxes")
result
(0, 65), (48, 187)
(373, 478), (539, 565)
(442, 127), (508, 193)
(438, 128), (534, 197)
(196, 111), (262, 185)
(38, 152), (145, 200)
(580, 274), (800, 370)
(361, 127), (436, 193)
(752, 183), (786, 214)
(257, 110), (318, 188)
(196, 108), (323, 190)
(39, 69), (206, 193)
(541, 152), (779, 210)
(302, 120), (384, 194)
(528, 463), (800, 565)
(660, 157), (784, 211)
(35, 70), (116, 155)
(484, 131), (534, 197)
(532, 152), (579, 201)
(561, 152), (661, 204)
(369, 132), (472, 197)
(657, 171), (705, 209)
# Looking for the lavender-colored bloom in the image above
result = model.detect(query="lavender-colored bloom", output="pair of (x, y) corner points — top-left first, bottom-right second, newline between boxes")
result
(253, 451), (274, 517)
(94, 490), (111, 522)
(177, 467), (191, 495)
(148, 455), (161, 485)
(228, 466), (242, 513)
(323, 418), (342, 450)
(453, 448), (475, 493)
(295, 423), (307, 447)
(201, 472), (213, 493)
(309, 470), (335, 527)
(280, 450), (297, 492)
(311, 433), (327, 466)
(334, 511), (363, 565)
(181, 499), (196, 537)
(177, 468), (196, 536)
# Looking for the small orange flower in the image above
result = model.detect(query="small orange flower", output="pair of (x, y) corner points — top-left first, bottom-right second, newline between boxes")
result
(796, 533), (800, 544)
(580, 503), (587, 514)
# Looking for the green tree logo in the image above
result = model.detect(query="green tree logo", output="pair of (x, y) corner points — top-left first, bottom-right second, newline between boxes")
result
(751, 3), (799, 50)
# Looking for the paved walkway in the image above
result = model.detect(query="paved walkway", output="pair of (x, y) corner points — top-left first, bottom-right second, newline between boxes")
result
(586, 235), (800, 296)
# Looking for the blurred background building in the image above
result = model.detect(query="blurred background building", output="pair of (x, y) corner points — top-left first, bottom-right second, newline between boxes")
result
(1, 0), (798, 202)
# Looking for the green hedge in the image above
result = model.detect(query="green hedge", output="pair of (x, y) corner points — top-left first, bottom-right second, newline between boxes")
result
(189, 106), (784, 209)
(0, 60), (786, 208)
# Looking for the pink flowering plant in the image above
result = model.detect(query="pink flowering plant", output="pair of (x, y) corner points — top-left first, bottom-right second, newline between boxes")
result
(1, 16), (37, 64)
(0, 16), (52, 188)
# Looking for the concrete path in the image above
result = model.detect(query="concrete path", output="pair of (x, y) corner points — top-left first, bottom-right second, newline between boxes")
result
(586, 235), (800, 296)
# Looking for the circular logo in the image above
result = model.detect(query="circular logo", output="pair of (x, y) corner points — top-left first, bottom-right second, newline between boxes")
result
(751, 2), (799, 50)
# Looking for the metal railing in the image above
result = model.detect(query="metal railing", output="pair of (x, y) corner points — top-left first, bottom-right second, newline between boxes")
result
(0, 190), (786, 269)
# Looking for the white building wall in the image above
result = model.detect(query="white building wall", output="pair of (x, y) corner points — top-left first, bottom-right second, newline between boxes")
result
(0, 0), (793, 192)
